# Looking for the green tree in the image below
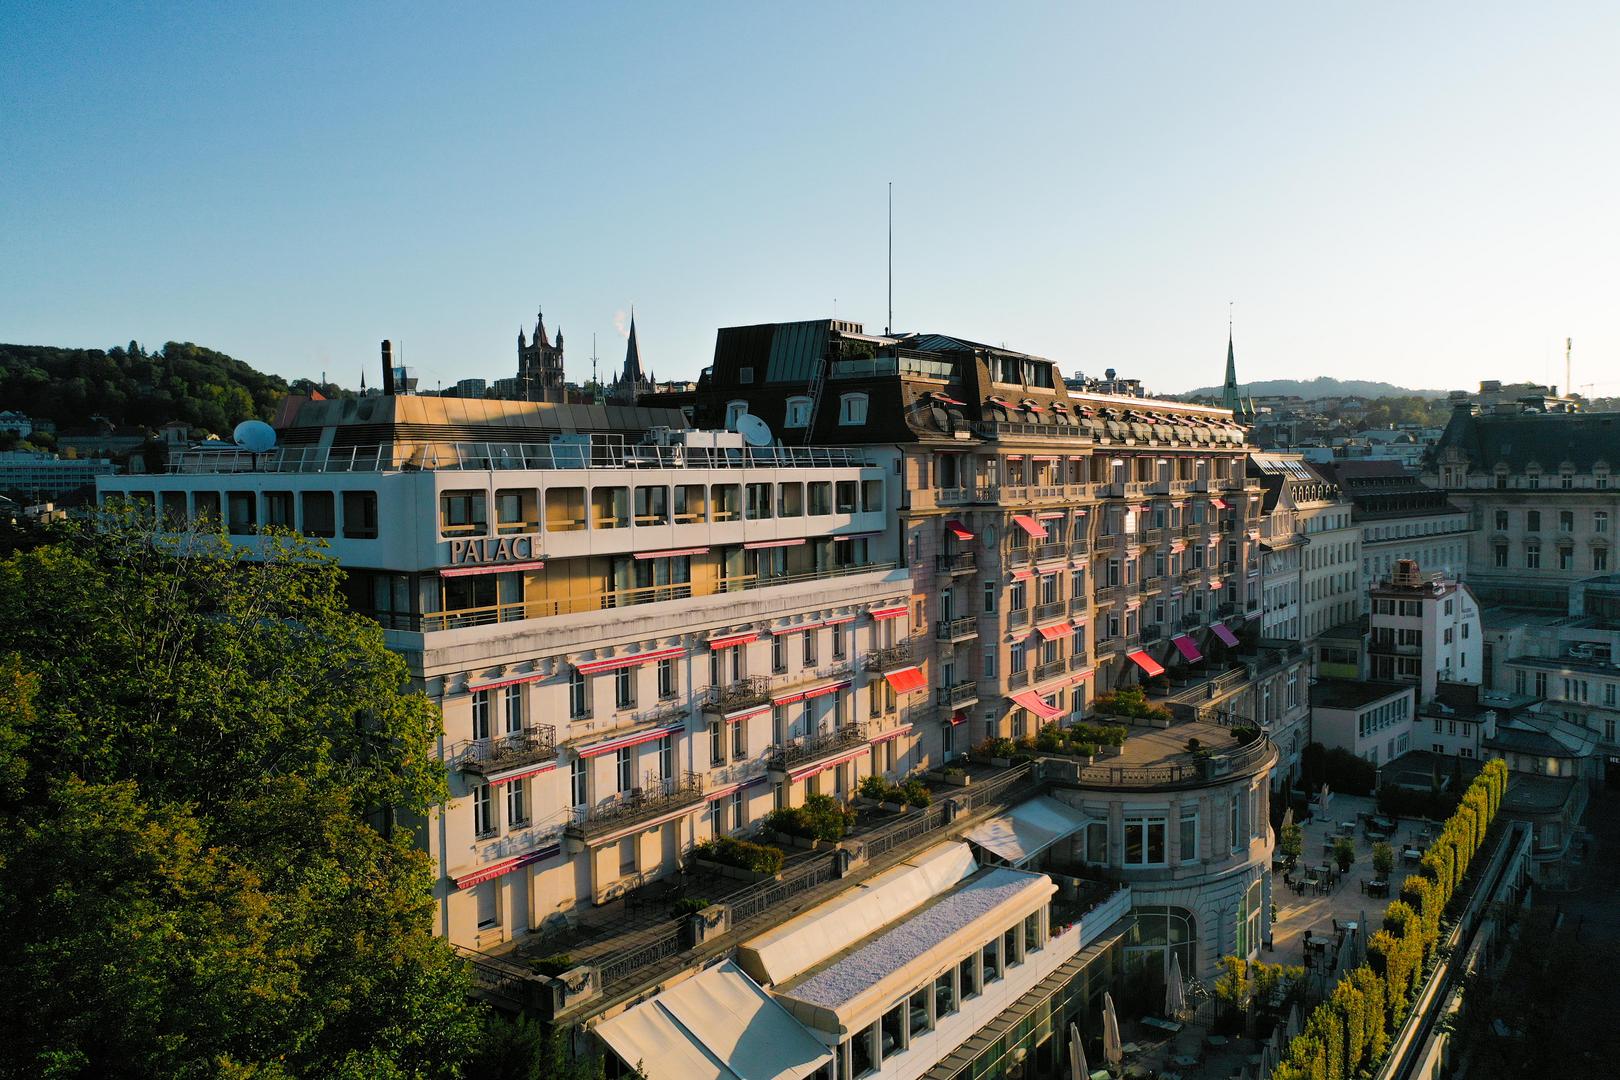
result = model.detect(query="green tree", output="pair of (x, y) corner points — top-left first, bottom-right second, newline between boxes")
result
(1332, 835), (1357, 873)
(1280, 822), (1304, 866)
(0, 517), (479, 1079)
(1371, 841), (1395, 879)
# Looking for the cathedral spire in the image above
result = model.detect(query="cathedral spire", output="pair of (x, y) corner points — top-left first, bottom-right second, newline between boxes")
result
(534, 307), (548, 348)
(623, 310), (644, 388)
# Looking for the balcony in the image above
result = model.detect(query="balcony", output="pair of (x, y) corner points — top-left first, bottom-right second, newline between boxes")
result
(565, 772), (705, 843)
(1142, 575), (1165, 593)
(1070, 597), (1090, 615)
(701, 677), (773, 714)
(1140, 624), (1164, 643)
(1036, 541), (1068, 563)
(454, 726), (558, 778)
(767, 723), (868, 775)
(1035, 600), (1068, 622)
(937, 615), (979, 642)
(1007, 668), (1031, 689)
(1180, 567), (1204, 584)
(1141, 528), (1165, 546)
(937, 680), (980, 708)
(1095, 584), (1123, 605)
(1007, 547), (1033, 568)
(1008, 607), (1030, 628)
(865, 641), (916, 673)
(1035, 659), (1067, 683)
(1106, 481), (1150, 499)
(1070, 652), (1091, 670)
(1094, 637), (1121, 660)
(936, 551), (978, 576)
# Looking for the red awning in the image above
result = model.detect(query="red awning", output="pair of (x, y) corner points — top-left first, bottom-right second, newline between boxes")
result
(1009, 690), (1064, 720)
(1036, 623), (1072, 641)
(1127, 650), (1166, 677)
(1012, 515), (1048, 539)
(467, 671), (547, 694)
(577, 722), (685, 759)
(634, 547), (709, 560)
(441, 560), (544, 578)
(870, 723), (913, 744)
(931, 392), (967, 406)
(1171, 635), (1203, 663)
(948, 710), (967, 726)
(945, 520), (975, 541)
(1011, 568), (1035, 581)
(870, 605), (908, 621)
(708, 631), (757, 650)
(744, 538), (805, 549)
(1069, 668), (1095, 685)
(574, 646), (686, 676)
(1209, 579), (1224, 590)
(1211, 498), (1230, 509)
(1021, 400), (1045, 413)
(884, 666), (928, 694)
(1212, 623), (1241, 648)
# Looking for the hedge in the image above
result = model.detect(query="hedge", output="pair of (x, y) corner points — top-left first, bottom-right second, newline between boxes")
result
(693, 835), (785, 876)
(1272, 760), (1507, 1080)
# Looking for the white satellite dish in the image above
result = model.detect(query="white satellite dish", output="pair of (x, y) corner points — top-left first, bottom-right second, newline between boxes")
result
(233, 420), (277, 453)
(736, 413), (775, 448)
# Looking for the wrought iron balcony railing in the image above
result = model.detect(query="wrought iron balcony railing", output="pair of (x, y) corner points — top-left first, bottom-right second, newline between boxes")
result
(864, 641), (916, 672)
(766, 724), (868, 773)
(565, 772), (704, 841)
(453, 726), (558, 777)
(701, 677), (773, 713)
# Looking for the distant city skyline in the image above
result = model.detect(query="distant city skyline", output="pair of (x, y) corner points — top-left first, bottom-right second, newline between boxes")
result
(3, 3), (1617, 396)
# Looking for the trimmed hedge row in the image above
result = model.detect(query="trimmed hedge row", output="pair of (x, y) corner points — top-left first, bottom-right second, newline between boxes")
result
(1272, 760), (1507, 1080)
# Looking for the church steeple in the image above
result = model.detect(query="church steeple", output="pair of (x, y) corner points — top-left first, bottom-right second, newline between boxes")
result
(623, 310), (643, 387)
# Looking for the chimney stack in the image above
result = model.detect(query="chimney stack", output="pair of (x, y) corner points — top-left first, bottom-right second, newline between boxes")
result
(381, 340), (396, 396)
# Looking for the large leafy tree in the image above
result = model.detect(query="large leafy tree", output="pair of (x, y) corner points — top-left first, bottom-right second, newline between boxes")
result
(0, 518), (479, 1079)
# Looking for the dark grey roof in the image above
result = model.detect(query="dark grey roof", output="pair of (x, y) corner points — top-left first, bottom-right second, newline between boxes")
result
(1433, 408), (1620, 471)
(1310, 678), (1411, 710)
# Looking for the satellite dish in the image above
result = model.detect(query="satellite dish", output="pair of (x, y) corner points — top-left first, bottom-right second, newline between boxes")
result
(736, 413), (774, 448)
(233, 420), (277, 453)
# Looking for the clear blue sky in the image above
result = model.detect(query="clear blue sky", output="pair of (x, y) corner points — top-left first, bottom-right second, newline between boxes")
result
(3, 2), (1618, 395)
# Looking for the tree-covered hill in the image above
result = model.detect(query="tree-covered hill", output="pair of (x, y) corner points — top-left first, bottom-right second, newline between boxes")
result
(0, 341), (293, 435)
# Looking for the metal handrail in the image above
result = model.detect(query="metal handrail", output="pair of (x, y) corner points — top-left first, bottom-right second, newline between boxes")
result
(566, 772), (704, 839)
(452, 727), (558, 775)
(766, 723), (868, 771)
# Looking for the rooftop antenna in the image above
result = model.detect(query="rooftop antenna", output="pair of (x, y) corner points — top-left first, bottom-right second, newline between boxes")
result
(886, 181), (893, 335)
(1566, 337), (1573, 398)
(591, 333), (599, 392)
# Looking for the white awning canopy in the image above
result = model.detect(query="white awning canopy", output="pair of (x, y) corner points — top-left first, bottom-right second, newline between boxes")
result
(961, 795), (1091, 866)
(737, 841), (977, 987)
(594, 961), (830, 1080)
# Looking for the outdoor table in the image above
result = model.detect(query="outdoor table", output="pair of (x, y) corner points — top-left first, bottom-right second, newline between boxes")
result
(1339, 821), (1356, 835)
(1206, 1035), (1229, 1048)
(1171, 1055), (1200, 1068)
(1403, 848), (1423, 864)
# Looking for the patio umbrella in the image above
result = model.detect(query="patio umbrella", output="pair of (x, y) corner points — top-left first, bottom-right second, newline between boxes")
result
(1258, 1040), (1275, 1080)
(1283, 1003), (1301, 1043)
(1281, 805), (1294, 832)
(1068, 1022), (1090, 1080)
(1358, 909), (1371, 964)
(1103, 992), (1124, 1069)
(1166, 953), (1188, 1019)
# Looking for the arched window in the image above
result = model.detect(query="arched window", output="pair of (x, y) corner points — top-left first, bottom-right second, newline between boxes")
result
(1124, 905), (1199, 980)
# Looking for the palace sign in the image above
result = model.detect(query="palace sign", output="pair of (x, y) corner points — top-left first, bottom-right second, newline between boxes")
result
(448, 534), (541, 566)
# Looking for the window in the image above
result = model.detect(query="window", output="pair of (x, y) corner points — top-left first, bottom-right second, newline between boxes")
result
(982, 940), (1002, 983)
(1597, 511), (1610, 534)
(984, 582), (997, 612)
(341, 491), (378, 539)
(656, 736), (673, 780)
(657, 658), (677, 700)
(440, 490), (487, 536)
(473, 784), (496, 838)
(226, 491), (256, 534)
(772, 634), (787, 673)
(1494, 544), (1508, 568)
(1527, 510), (1541, 532)
(475, 881), (499, 929)
(731, 789), (746, 831)
(616, 747), (634, 792)
(471, 689), (492, 741)
(1560, 547), (1575, 571)
(1180, 806), (1199, 863)
(615, 667), (635, 710)
(784, 396), (812, 429)
(1526, 543), (1541, 569)
(724, 401), (749, 429)
(1124, 815), (1168, 866)
(1561, 510), (1575, 533)
(507, 778), (528, 827)
(1597, 547), (1610, 572)
(619, 836), (637, 875)
(503, 684), (523, 734)
(838, 393), (869, 426)
(569, 668), (589, 719)
(709, 716), (725, 766)
(301, 491), (335, 538)
(1229, 792), (1243, 851)
(731, 715), (746, 759)
(570, 757), (588, 806)
(832, 623), (847, 660)
(1494, 510), (1509, 530)
(802, 629), (817, 667)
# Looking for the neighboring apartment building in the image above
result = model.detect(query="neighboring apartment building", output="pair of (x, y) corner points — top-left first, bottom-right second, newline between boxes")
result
(1309, 680), (1415, 767)
(1247, 453), (1359, 642)
(0, 449), (117, 499)
(685, 319), (1273, 761)
(1315, 460), (1471, 603)
(1368, 560), (1482, 702)
(1426, 401), (1620, 607)
(101, 389), (919, 952)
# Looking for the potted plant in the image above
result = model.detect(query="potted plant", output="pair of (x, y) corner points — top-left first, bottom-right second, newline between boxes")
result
(1279, 823), (1304, 870)
(1332, 835), (1357, 874)
(1372, 841), (1395, 881)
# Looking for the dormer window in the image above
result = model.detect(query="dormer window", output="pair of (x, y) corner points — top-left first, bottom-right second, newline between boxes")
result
(783, 396), (811, 429)
(838, 393), (868, 426)
(725, 401), (749, 430)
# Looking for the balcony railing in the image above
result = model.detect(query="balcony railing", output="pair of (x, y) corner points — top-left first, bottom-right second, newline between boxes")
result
(937, 680), (980, 707)
(454, 727), (559, 777)
(1141, 528), (1165, 546)
(1140, 624), (1164, 643)
(1094, 637), (1121, 658)
(1035, 659), (1067, 682)
(864, 641), (915, 672)
(1007, 668), (1031, 689)
(1036, 542), (1068, 563)
(1142, 575), (1165, 592)
(565, 772), (704, 841)
(1067, 736), (1275, 789)
(169, 441), (872, 475)
(1035, 600), (1067, 622)
(937, 615), (979, 641)
(936, 551), (978, 575)
(1007, 547), (1033, 568)
(767, 723), (868, 773)
(1008, 607), (1030, 627)
(701, 677), (772, 713)
(1070, 652), (1091, 669)
(1095, 585), (1123, 604)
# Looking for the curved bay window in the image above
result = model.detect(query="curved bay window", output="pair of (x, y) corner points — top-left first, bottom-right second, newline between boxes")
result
(1124, 905), (1197, 982)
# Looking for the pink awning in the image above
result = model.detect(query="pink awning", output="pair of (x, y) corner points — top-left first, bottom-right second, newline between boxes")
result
(1127, 650), (1166, 677)
(441, 560), (544, 578)
(1212, 623), (1241, 648)
(574, 646), (686, 676)
(744, 538), (805, 549)
(1171, 635), (1203, 663)
(1011, 568), (1035, 581)
(1009, 690), (1064, 720)
(1012, 515), (1049, 539)
(634, 547), (709, 560)
(708, 631), (757, 650)
(945, 520), (975, 541)
(1036, 623), (1072, 641)
(870, 605), (908, 621)
(884, 667), (928, 694)
(948, 710), (968, 726)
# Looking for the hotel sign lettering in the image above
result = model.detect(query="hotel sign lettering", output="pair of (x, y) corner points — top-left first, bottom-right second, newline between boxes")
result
(449, 534), (540, 566)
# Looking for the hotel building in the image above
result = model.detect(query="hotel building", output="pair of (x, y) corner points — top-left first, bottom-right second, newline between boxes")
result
(99, 389), (925, 950)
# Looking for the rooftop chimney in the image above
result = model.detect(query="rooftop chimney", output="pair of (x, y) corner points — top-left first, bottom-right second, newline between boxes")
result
(381, 341), (396, 396)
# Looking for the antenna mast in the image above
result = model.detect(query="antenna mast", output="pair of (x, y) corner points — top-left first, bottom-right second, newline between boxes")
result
(591, 333), (599, 394)
(886, 181), (893, 335)
(1566, 337), (1573, 398)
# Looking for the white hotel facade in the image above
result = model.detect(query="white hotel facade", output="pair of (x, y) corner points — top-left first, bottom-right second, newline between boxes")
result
(100, 395), (931, 951)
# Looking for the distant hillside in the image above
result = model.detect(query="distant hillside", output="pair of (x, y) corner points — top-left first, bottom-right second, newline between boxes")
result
(0, 341), (296, 435)
(1174, 376), (1448, 401)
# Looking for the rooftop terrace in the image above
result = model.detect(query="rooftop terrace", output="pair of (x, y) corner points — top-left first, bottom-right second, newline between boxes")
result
(164, 441), (872, 475)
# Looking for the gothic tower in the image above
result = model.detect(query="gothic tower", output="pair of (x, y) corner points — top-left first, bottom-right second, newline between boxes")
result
(517, 307), (567, 402)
